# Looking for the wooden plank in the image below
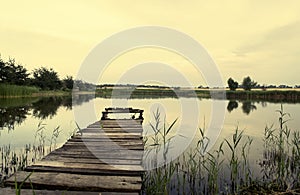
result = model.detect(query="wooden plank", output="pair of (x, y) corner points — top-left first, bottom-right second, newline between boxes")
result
(83, 129), (143, 134)
(91, 119), (142, 124)
(25, 166), (143, 176)
(54, 146), (143, 153)
(64, 140), (144, 146)
(99, 125), (142, 128)
(86, 127), (143, 131)
(78, 134), (142, 139)
(103, 110), (142, 114)
(49, 151), (143, 160)
(68, 138), (143, 143)
(66, 138), (142, 143)
(51, 149), (143, 157)
(43, 156), (142, 165)
(88, 124), (142, 128)
(81, 132), (142, 136)
(5, 171), (142, 192)
(100, 121), (142, 124)
(84, 128), (141, 131)
(100, 120), (142, 122)
(32, 161), (143, 170)
(45, 153), (141, 160)
(25, 161), (144, 175)
(60, 145), (144, 151)
(0, 188), (139, 195)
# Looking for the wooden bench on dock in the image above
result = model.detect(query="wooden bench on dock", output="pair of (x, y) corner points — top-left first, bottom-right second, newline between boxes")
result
(1, 107), (145, 194)
(101, 107), (144, 120)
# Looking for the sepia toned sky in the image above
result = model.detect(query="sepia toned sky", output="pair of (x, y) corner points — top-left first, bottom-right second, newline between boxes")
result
(0, 0), (300, 86)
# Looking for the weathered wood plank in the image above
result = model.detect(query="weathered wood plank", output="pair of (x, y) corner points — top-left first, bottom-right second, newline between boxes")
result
(84, 128), (143, 132)
(43, 156), (142, 165)
(81, 132), (142, 136)
(0, 188), (139, 195)
(25, 166), (142, 176)
(99, 126), (142, 129)
(60, 146), (143, 151)
(45, 153), (140, 160)
(67, 139), (142, 144)
(5, 171), (142, 192)
(78, 134), (142, 139)
(31, 161), (143, 170)
(61, 144), (144, 150)
(89, 121), (142, 127)
(70, 134), (143, 139)
(49, 151), (143, 160)
(67, 137), (144, 143)
(25, 161), (144, 176)
(54, 146), (143, 154)
(64, 140), (143, 146)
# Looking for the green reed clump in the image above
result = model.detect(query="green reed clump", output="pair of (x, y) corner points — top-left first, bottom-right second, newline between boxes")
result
(0, 84), (39, 97)
(204, 142), (224, 194)
(143, 160), (178, 194)
(224, 127), (253, 192)
(141, 106), (300, 194)
(259, 105), (300, 193)
(0, 145), (31, 185)
(48, 126), (61, 152)
(143, 108), (180, 194)
(0, 122), (66, 186)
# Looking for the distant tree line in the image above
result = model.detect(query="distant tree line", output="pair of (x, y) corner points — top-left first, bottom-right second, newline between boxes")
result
(0, 55), (95, 91)
(227, 76), (299, 91)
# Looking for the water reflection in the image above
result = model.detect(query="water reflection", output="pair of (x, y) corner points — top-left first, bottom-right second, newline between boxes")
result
(0, 106), (30, 130)
(226, 100), (258, 115)
(0, 95), (95, 130)
(242, 101), (257, 115)
(227, 100), (239, 112)
(32, 97), (69, 119)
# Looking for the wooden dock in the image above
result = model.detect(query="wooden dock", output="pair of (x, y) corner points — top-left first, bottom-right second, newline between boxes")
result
(1, 108), (145, 194)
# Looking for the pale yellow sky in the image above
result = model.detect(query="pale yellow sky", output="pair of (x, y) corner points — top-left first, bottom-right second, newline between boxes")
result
(1, 0), (300, 86)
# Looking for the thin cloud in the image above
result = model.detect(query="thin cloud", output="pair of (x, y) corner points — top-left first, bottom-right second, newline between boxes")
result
(235, 21), (300, 55)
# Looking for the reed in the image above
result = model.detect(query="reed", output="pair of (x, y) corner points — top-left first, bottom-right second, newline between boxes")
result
(143, 105), (300, 194)
(0, 84), (39, 97)
(0, 122), (65, 187)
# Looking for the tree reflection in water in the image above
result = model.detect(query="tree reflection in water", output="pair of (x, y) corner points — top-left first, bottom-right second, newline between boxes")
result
(227, 100), (239, 112)
(242, 101), (257, 115)
(0, 95), (94, 130)
(227, 100), (258, 115)
(0, 106), (30, 130)
(32, 97), (68, 119)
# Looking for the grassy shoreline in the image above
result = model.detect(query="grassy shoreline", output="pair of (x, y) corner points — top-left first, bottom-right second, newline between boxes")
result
(226, 89), (300, 102)
(0, 84), (71, 98)
(2, 84), (300, 102)
(96, 88), (300, 102)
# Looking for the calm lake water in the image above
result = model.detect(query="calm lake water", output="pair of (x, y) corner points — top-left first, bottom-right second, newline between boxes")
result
(1, 95), (300, 171)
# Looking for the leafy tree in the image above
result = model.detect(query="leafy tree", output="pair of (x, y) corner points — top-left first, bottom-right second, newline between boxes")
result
(0, 57), (29, 85)
(74, 80), (96, 91)
(0, 56), (6, 83)
(242, 76), (257, 91)
(63, 76), (74, 90)
(227, 77), (239, 91)
(33, 67), (62, 90)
